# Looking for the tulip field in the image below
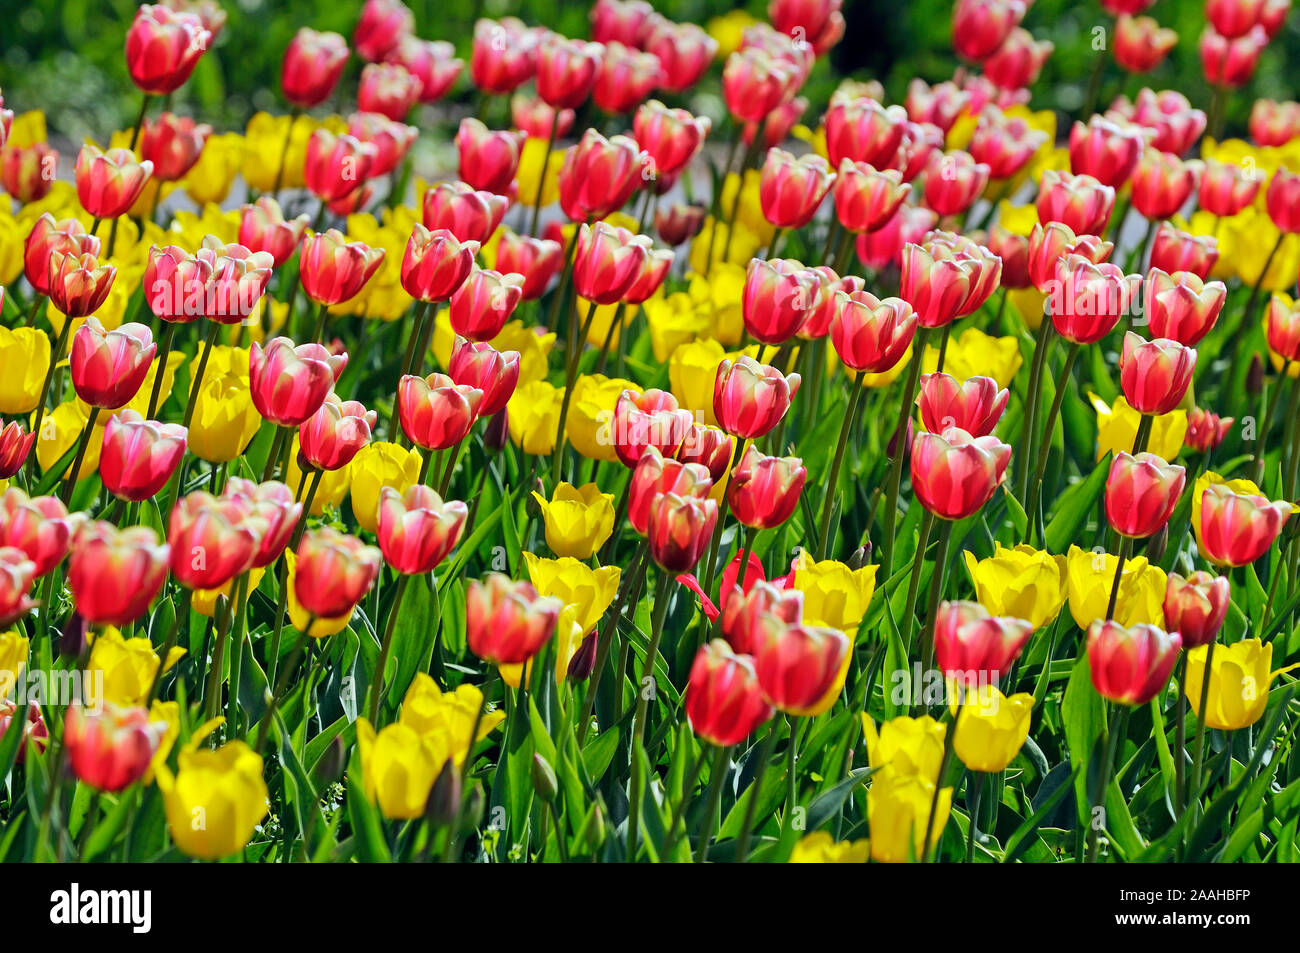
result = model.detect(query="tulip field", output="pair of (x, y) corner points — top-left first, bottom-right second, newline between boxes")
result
(2, 0), (1300, 872)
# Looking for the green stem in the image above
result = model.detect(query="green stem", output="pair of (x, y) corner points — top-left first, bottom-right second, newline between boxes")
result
(880, 327), (929, 575)
(182, 321), (222, 429)
(368, 574), (413, 722)
(627, 572), (671, 858)
(145, 322), (178, 419)
(695, 745), (731, 863)
(733, 722), (778, 862)
(1028, 341), (1081, 518)
(816, 372), (864, 560)
(1190, 640), (1217, 806)
(60, 407), (101, 505)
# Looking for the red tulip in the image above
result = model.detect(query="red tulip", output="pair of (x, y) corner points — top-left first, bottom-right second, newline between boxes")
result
(1048, 255), (1139, 345)
(918, 373), (1008, 438)
(677, 425), (733, 483)
(1036, 169), (1116, 236)
(466, 572), (562, 664)
(1105, 451), (1185, 538)
(984, 27), (1053, 89)
(511, 94), (574, 140)
(1185, 408), (1234, 453)
(282, 28), (350, 108)
(377, 484), (468, 575)
(623, 249), (674, 305)
(612, 389), (693, 467)
(720, 580), (803, 655)
(401, 224), (478, 303)
(535, 34), (603, 111)
(455, 118), (524, 195)
(910, 426), (1011, 520)
(1025, 223), (1112, 293)
(684, 640), (774, 746)
(933, 601), (1032, 685)
(1266, 166), (1300, 234)
(0, 489), (83, 578)
(722, 48), (796, 125)
(100, 411), (186, 502)
(751, 614), (850, 715)
(168, 491), (263, 590)
(741, 257), (820, 344)
(644, 19), (717, 93)
(1149, 222), (1218, 279)
(1115, 88), (1206, 156)
(1118, 331), (1197, 416)
(759, 148), (835, 229)
(921, 150), (990, 216)
(353, 0), (414, 62)
(203, 239), (274, 325)
(140, 112), (211, 181)
(238, 196), (310, 268)
(0, 548), (36, 627)
(1250, 98), (1300, 147)
(831, 160), (910, 234)
(590, 0), (653, 46)
(494, 229), (562, 300)
(385, 37), (462, 103)
(1114, 14), (1178, 73)
(855, 204), (937, 270)
(798, 268), (863, 340)
(593, 41), (661, 114)
(422, 180), (509, 246)
(1199, 25), (1267, 88)
(1130, 149), (1200, 221)
(904, 79), (971, 134)
(67, 523), (170, 626)
(448, 268), (523, 342)
(655, 202), (707, 247)
(1267, 293), (1300, 362)
(714, 355), (800, 439)
(0, 143), (57, 204)
(556, 130), (644, 222)
(1069, 116), (1146, 189)
(0, 702), (48, 764)
(969, 107), (1048, 180)
(1087, 620), (1181, 705)
(299, 229), (385, 306)
(1163, 571), (1230, 650)
(830, 290), (916, 373)
(1207, 0), (1269, 38)
(0, 424), (35, 479)
(634, 100), (710, 181)
(48, 250), (116, 319)
(75, 146), (153, 220)
(221, 478), (302, 569)
(628, 446), (713, 536)
(1198, 483), (1291, 567)
(125, 4), (210, 95)
(303, 130), (377, 203)
(1199, 158), (1262, 217)
(1144, 269), (1226, 346)
(357, 62), (421, 121)
(571, 220), (651, 305)
(448, 339), (520, 416)
(647, 491), (719, 572)
(64, 702), (166, 793)
(348, 111), (417, 178)
(249, 337), (346, 427)
(68, 319), (154, 409)
(294, 527), (382, 620)
(469, 17), (541, 95)
(397, 372), (483, 451)
(299, 394), (375, 471)
(727, 445), (806, 530)
(952, 0), (1025, 61)
(24, 215), (99, 296)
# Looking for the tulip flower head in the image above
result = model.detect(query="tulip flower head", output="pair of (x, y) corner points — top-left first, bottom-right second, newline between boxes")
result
(1163, 571), (1230, 650)
(455, 118), (523, 195)
(64, 701), (168, 793)
(249, 337), (346, 427)
(125, 4), (211, 95)
(917, 373), (1008, 437)
(67, 523), (170, 626)
(646, 491), (719, 572)
(1087, 620), (1181, 705)
(1118, 332), (1196, 417)
(627, 447), (713, 536)
(377, 484), (468, 575)
(1105, 452), (1185, 539)
(466, 572), (562, 665)
(299, 229), (385, 307)
(727, 445), (807, 530)
(294, 527), (382, 621)
(910, 426), (1011, 521)
(100, 411), (187, 502)
(397, 372), (483, 451)
(282, 28), (350, 108)
(713, 355), (800, 439)
(751, 613), (850, 716)
(684, 640), (774, 746)
(69, 319), (156, 409)
(75, 145), (153, 220)
(1196, 482), (1291, 567)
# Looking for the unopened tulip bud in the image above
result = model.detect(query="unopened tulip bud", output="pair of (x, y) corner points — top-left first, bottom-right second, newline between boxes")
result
(1105, 452), (1186, 539)
(1163, 571), (1230, 649)
(647, 491), (718, 572)
(910, 426), (1011, 521)
(294, 526), (382, 620)
(1087, 620), (1181, 705)
(1118, 332), (1197, 416)
(933, 600), (1032, 684)
(466, 572), (562, 664)
(727, 445), (807, 530)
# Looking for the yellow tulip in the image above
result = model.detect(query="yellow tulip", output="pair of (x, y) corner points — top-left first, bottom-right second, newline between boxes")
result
(1090, 392), (1186, 462)
(349, 440), (422, 533)
(522, 552), (621, 634)
(1191, 470), (1296, 531)
(515, 137), (562, 208)
(921, 327), (1022, 389)
(531, 482), (615, 559)
(284, 550), (353, 637)
(507, 379), (562, 455)
(566, 374), (636, 463)
(192, 566), (268, 618)
(861, 714), (947, 783)
(1065, 545), (1166, 630)
(687, 262), (747, 345)
(668, 337), (752, 424)
(35, 401), (105, 481)
(0, 326), (49, 414)
(0, 211), (26, 284)
(0, 630), (29, 700)
(242, 112), (340, 192)
(1008, 286), (1049, 331)
(688, 216), (763, 275)
(86, 627), (186, 708)
(647, 292), (711, 364)
(952, 684), (1034, 772)
(170, 204), (243, 249)
(789, 830), (870, 863)
(1185, 639), (1299, 730)
(356, 716), (446, 820)
(399, 673), (505, 760)
(867, 773), (952, 863)
(180, 132), (246, 206)
(962, 544), (1067, 631)
(144, 699), (180, 784)
(156, 725), (269, 859)
(188, 373), (262, 464)
(490, 321), (555, 386)
(791, 557), (878, 634)
(706, 8), (757, 58)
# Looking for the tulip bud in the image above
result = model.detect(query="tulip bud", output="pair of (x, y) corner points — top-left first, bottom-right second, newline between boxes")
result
(571, 221), (651, 305)
(1036, 169), (1116, 236)
(628, 447), (713, 536)
(933, 600), (1032, 685)
(100, 411), (187, 502)
(713, 355), (800, 439)
(125, 4), (210, 95)
(466, 572), (562, 664)
(377, 484), (468, 575)
(1185, 407), (1233, 453)
(1105, 452), (1186, 539)
(397, 372), (483, 451)
(282, 28), (350, 108)
(759, 149), (835, 230)
(567, 630), (599, 682)
(645, 19), (717, 93)
(1087, 620), (1182, 705)
(1197, 482), (1291, 567)
(727, 445), (807, 530)
(448, 268), (523, 341)
(1118, 332), (1197, 416)
(67, 523), (170, 626)
(64, 701), (166, 793)
(684, 640), (774, 746)
(917, 373), (1008, 437)
(249, 337), (346, 427)
(1163, 571), (1230, 649)
(294, 527), (382, 620)
(0, 423), (36, 479)
(751, 614), (850, 715)
(910, 426), (1011, 521)
(557, 131), (644, 222)
(647, 492), (718, 572)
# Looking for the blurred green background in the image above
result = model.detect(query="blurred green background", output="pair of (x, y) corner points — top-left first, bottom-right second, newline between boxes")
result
(0, 0), (1293, 144)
